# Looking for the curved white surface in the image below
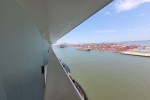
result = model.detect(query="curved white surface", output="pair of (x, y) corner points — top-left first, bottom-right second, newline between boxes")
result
(16, 0), (112, 43)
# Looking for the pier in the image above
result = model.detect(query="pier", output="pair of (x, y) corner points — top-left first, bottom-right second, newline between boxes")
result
(120, 51), (150, 57)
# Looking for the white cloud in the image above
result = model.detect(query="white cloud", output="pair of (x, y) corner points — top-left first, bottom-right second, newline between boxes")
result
(147, 24), (150, 26)
(100, 11), (111, 15)
(137, 13), (146, 16)
(127, 27), (150, 31)
(127, 28), (139, 31)
(144, 28), (150, 30)
(104, 11), (111, 15)
(94, 30), (116, 33)
(115, 0), (150, 12)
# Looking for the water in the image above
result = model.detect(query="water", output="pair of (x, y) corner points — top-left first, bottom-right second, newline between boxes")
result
(53, 47), (150, 100)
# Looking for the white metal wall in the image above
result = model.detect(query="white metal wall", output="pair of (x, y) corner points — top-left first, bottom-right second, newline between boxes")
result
(0, 0), (82, 100)
(0, 0), (48, 99)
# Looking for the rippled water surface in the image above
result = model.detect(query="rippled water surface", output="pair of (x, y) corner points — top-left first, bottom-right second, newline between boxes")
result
(53, 47), (150, 100)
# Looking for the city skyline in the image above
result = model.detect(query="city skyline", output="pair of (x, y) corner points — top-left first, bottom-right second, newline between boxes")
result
(56, 0), (150, 44)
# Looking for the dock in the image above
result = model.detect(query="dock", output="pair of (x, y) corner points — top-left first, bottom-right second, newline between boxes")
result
(76, 47), (91, 51)
(120, 51), (150, 57)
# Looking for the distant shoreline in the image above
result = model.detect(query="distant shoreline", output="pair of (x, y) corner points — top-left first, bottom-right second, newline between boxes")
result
(56, 43), (150, 58)
(71, 46), (150, 58)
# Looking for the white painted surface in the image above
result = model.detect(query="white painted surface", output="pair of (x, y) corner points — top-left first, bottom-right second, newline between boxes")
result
(16, 0), (112, 43)
(0, 0), (49, 99)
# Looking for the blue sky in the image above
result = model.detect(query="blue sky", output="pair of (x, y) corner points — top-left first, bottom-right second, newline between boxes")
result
(56, 0), (150, 44)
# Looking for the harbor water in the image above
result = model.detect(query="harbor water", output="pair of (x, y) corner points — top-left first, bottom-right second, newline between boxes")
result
(53, 47), (150, 100)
